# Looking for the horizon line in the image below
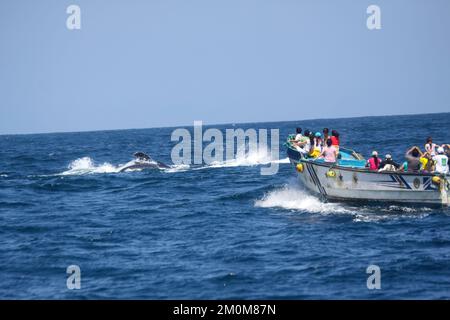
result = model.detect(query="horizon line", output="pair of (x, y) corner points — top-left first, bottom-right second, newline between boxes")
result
(1, 110), (449, 136)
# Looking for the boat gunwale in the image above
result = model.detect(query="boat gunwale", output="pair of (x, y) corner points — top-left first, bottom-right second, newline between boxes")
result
(294, 158), (449, 178)
(286, 140), (449, 177)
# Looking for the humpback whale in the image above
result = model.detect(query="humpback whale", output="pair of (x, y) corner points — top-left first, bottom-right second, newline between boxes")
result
(118, 152), (169, 172)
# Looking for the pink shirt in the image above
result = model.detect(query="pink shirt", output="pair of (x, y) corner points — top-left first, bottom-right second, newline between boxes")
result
(367, 157), (381, 170)
(323, 146), (337, 162)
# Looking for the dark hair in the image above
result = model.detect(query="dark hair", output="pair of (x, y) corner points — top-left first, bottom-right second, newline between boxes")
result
(426, 137), (432, 143)
(304, 129), (310, 136)
(331, 130), (339, 138)
(323, 128), (329, 134)
(412, 149), (420, 157)
(296, 127), (302, 134)
(326, 139), (332, 147)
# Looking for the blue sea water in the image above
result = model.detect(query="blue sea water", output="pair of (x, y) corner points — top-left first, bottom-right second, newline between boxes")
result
(1, 113), (450, 299)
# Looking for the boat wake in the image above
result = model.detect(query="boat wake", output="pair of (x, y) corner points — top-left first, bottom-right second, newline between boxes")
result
(255, 183), (352, 214)
(255, 182), (434, 222)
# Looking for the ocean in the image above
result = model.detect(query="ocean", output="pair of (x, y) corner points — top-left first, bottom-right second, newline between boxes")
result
(0, 112), (449, 299)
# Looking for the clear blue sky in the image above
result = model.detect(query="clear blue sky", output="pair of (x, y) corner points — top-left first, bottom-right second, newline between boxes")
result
(1, 0), (449, 134)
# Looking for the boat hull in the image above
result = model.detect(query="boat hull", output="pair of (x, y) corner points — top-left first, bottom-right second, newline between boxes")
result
(292, 160), (449, 205)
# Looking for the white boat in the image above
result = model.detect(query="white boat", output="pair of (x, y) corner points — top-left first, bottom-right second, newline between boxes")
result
(287, 140), (450, 206)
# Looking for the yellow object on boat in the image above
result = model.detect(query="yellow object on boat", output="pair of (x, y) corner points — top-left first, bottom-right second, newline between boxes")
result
(310, 148), (321, 158)
(326, 170), (336, 178)
(432, 176), (441, 185)
(296, 163), (304, 173)
(420, 157), (428, 170)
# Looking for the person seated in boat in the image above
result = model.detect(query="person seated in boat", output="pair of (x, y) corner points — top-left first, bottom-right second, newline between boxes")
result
(444, 144), (450, 172)
(397, 161), (408, 172)
(301, 129), (312, 154)
(291, 128), (311, 154)
(305, 131), (315, 157)
(378, 154), (399, 172)
(441, 143), (450, 159)
(432, 147), (449, 174)
(330, 130), (340, 153)
(289, 128), (302, 145)
(309, 132), (323, 158)
(289, 127), (301, 144)
(319, 138), (338, 162)
(366, 151), (381, 171)
(419, 152), (434, 173)
(294, 127), (303, 141)
(425, 137), (437, 156)
(405, 146), (423, 173)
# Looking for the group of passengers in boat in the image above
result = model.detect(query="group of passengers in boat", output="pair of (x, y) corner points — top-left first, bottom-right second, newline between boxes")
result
(366, 137), (449, 174)
(290, 127), (340, 162)
(291, 130), (449, 175)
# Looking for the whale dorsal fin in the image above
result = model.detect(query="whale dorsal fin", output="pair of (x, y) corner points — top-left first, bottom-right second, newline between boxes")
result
(133, 152), (152, 161)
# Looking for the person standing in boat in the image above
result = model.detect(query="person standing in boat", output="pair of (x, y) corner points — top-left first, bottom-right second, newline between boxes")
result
(366, 151), (381, 171)
(425, 137), (437, 156)
(405, 146), (423, 173)
(319, 138), (338, 162)
(432, 147), (449, 174)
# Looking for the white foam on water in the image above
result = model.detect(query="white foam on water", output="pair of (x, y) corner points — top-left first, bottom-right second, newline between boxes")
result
(352, 205), (432, 222)
(163, 164), (191, 173)
(255, 184), (352, 214)
(255, 183), (434, 222)
(352, 211), (430, 223)
(0, 174), (7, 178)
(60, 157), (119, 175)
(57, 142), (287, 176)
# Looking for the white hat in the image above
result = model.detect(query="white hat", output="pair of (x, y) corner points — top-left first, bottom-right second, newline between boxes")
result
(385, 154), (392, 159)
(437, 147), (444, 154)
(372, 151), (378, 156)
